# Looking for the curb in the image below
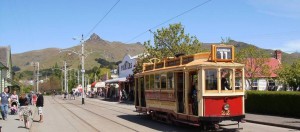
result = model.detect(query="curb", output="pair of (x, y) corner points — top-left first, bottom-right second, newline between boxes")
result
(245, 119), (300, 130)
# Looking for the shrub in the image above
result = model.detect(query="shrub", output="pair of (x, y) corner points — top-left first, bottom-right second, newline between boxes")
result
(245, 91), (300, 118)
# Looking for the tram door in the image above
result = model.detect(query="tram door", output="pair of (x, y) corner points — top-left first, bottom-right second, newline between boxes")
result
(176, 72), (185, 113)
(135, 78), (139, 106)
(140, 77), (146, 107)
(189, 72), (198, 116)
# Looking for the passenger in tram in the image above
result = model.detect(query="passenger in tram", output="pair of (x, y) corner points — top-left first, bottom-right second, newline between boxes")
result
(221, 71), (232, 90)
(191, 83), (198, 115)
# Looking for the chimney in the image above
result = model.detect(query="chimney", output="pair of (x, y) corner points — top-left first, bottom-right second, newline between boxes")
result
(275, 50), (282, 63)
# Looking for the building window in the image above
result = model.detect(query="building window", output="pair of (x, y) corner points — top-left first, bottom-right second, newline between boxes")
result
(268, 80), (276, 91)
(161, 73), (167, 90)
(154, 74), (160, 89)
(205, 69), (217, 90)
(167, 72), (174, 89)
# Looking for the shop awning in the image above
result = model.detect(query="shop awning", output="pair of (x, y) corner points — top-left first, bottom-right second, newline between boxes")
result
(105, 77), (127, 83)
(95, 82), (105, 88)
(91, 82), (97, 88)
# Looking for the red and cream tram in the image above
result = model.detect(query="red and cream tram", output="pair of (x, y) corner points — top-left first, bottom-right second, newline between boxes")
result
(134, 44), (245, 129)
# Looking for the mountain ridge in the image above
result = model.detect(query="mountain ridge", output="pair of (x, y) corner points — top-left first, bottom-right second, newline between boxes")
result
(12, 33), (145, 71)
(12, 35), (300, 72)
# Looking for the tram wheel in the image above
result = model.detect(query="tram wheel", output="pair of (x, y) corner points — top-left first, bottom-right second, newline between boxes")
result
(150, 111), (156, 120)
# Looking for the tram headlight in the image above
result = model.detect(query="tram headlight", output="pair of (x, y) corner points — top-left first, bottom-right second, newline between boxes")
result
(223, 103), (230, 111)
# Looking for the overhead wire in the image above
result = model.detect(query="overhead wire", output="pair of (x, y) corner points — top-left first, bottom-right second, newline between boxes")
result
(85, 0), (121, 39)
(126, 0), (213, 43)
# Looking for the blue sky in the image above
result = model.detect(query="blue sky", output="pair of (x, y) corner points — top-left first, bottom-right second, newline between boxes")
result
(1, 0), (300, 54)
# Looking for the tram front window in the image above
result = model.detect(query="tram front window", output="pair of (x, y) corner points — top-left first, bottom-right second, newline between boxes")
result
(205, 69), (217, 90)
(221, 69), (233, 90)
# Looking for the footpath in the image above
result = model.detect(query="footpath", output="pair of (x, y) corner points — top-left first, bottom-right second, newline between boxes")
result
(245, 113), (300, 130)
(1, 96), (300, 131)
(0, 105), (37, 132)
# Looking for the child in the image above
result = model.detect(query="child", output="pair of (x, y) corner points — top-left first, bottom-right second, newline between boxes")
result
(20, 101), (32, 129)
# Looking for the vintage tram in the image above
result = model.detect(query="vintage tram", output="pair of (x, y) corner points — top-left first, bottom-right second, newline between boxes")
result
(134, 44), (245, 129)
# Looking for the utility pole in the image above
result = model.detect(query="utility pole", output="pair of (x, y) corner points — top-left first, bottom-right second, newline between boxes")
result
(77, 70), (80, 85)
(64, 61), (67, 95)
(31, 62), (39, 92)
(61, 34), (91, 104)
(37, 62), (39, 92)
(81, 34), (85, 104)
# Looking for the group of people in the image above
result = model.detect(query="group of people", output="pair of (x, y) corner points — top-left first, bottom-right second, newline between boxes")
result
(0, 87), (44, 129)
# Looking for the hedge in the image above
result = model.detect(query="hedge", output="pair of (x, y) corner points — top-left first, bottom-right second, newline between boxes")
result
(245, 91), (300, 118)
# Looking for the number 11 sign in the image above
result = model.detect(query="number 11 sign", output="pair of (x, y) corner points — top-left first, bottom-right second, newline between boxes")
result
(211, 44), (235, 62)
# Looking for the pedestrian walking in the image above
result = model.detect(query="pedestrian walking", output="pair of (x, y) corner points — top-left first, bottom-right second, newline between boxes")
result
(19, 93), (28, 120)
(0, 87), (10, 120)
(21, 101), (32, 129)
(36, 91), (44, 122)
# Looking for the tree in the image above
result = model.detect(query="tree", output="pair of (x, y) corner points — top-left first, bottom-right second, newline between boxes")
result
(134, 23), (203, 73)
(235, 45), (271, 90)
(277, 60), (300, 91)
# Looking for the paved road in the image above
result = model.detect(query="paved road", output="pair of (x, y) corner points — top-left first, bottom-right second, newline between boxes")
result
(30, 96), (300, 132)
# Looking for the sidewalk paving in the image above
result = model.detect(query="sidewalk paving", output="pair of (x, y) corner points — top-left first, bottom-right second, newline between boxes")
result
(245, 113), (300, 130)
(0, 105), (37, 132)
(2, 96), (300, 131)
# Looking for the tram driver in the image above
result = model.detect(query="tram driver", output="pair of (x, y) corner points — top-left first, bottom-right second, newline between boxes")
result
(221, 71), (232, 90)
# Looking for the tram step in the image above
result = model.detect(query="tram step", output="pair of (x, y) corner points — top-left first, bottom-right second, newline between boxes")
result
(173, 119), (200, 127)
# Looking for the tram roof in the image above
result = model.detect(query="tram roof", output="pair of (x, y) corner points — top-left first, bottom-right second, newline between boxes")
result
(139, 52), (244, 74)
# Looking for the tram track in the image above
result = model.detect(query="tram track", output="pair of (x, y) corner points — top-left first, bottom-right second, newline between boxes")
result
(80, 98), (135, 115)
(52, 97), (101, 132)
(54, 97), (139, 132)
(85, 98), (134, 111)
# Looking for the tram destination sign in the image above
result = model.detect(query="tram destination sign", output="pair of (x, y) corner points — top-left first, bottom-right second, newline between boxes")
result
(211, 45), (235, 62)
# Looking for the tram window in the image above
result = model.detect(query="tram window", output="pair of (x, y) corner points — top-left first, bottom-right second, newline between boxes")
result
(167, 72), (174, 89)
(145, 75), (149, 89)
(205, 69), (217, 90)
(221, 69), (233, 90)
(150, 74), (154, 89)
(154, 74), (160, 89)
(161, 73), (167, 89)
(235, 69), (243, 90)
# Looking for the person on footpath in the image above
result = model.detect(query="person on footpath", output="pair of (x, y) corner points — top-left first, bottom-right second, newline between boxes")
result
(21, 101), (32, 129)
(36, 91), (44, 122)
(0, 87), (11, 120)
(19, 93), (28, 120)
(10, 90), (19, 109)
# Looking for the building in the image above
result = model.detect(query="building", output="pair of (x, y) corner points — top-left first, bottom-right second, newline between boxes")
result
(245, 50), (282, 91)
(105, 54), (138, 101)
(0, 46), (15, 92)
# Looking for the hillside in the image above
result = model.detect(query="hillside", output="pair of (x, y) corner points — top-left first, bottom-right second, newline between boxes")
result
(203, 41), (300, 65)
(12, 33), (145, 71)
(12, 36), (300, 72)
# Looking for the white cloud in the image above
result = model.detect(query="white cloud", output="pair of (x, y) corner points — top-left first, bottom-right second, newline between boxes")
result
(247, 0), (300, 19)
(274, 40), (300, 53)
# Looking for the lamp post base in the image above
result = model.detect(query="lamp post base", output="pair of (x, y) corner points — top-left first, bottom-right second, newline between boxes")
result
(82, 98), (85, 104)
